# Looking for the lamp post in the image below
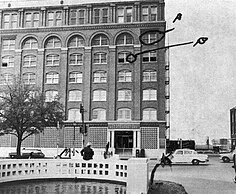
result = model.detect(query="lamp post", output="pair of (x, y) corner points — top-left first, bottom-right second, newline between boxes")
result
(80, 104), (85, 147)
(73, 121), (76, 156)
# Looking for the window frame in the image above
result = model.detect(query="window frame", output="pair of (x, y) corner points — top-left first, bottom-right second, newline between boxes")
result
(93, 90), (107, 101)
(143, 108), (157, 121)
(92, 108), (106, 121)
(23, 72), (36, 85)
(2, 55), (14, 68)
(23, 55), (37, 67)
(69, 72), (83, 83)
(143, 89), (157, 101)
(68, 90), (82, 102)
(117, 108), (131, 120)
(45, 90), (58, 102)
(93, 71), (107, 83)
(45, 72), (59, 84)
(118, 89), (132, 101)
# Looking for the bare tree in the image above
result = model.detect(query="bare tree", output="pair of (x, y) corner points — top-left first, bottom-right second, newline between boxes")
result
(0, 78), (64, 158)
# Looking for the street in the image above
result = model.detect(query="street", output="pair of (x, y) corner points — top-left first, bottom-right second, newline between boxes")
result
(148, 156), (236, 194)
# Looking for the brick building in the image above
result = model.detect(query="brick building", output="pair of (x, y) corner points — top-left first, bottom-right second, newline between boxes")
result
(0, 0), (168, 157)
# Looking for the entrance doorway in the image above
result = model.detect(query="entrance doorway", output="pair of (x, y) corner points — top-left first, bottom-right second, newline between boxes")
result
(114, 131), (133, 156)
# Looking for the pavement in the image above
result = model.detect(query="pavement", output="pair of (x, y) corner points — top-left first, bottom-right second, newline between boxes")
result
(149, 156), (236, 194)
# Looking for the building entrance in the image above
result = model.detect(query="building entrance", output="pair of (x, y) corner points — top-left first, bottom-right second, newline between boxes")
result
(114, 131), (133, 156)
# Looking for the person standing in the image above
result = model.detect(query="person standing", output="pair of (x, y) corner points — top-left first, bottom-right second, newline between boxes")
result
(80, 142), (94, 160)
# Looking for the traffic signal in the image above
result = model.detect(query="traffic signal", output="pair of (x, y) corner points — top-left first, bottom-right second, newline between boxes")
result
(80, 104), (84, 113)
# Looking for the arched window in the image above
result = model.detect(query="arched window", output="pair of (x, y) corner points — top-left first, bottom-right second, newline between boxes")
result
(118, 70), (132, 82)
(0, 74), (14, 85)
(68, 108), (81, 121)
(92, 108), (106, 121)
(68, 36), (85, 47)
(46, 54), (60, 66)
(93, 52), (107, 64)
(45, 37), (61, 48)
(93, 90), (106, 101)
(22, 38), (38, 49)
(68, 90), (82, 101)
(116, 33), (133, 45)
(2, 56), (14, 67)
(45, 90), (58, 102)
(91, 34), (109, 46)
(118, 108), (131, 120)
(45, 72), (59, 84)
(143, 70), (157, 82)
(93, 71), (107, 83)
(69, 53), (83, 65)
(69, 72), (83, 83)
(143, 89), (157, 100)
(143, 108), (157, 120)
(23, 72), (36, 85)
(118, 89), (132, 101)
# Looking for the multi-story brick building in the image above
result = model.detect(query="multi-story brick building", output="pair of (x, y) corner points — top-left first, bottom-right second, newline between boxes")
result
(0, 0), (167, 158)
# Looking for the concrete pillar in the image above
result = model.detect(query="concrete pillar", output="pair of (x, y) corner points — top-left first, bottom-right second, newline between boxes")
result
(137, 130), (141, 149)
(111, 130), (115, 148)
(127, 158), (149, 194)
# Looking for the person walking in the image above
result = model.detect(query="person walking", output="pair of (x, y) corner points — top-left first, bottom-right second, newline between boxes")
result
(80, 142), (94, 160)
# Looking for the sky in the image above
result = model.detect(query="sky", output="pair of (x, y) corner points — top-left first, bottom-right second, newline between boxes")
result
(165, 0), (236, 144)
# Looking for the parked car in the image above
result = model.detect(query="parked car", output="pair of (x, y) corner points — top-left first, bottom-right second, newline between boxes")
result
(168, 149), (209, 165)
(219, 152), (235, 163)
(9, 148), (45, 159)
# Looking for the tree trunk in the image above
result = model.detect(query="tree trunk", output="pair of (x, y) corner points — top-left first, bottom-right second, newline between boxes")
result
(16, 136), (22, 158)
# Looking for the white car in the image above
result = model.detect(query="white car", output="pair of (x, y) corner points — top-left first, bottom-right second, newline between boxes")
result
(219, 152), (235, 163)
(168, 149), (209, 165)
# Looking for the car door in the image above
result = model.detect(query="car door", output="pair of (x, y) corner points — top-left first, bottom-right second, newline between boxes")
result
(172, 150), (184, 163)
(183, 150), (193, 163)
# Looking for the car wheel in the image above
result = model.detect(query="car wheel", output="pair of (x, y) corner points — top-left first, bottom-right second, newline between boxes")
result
(192, 159), (200, 165)
(222, 157), (230, 163)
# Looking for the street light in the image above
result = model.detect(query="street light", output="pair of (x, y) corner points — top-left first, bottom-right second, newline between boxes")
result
(73, 121), (76, 156)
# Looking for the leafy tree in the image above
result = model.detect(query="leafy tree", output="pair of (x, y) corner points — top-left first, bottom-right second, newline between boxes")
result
(0, 78), (64, 158)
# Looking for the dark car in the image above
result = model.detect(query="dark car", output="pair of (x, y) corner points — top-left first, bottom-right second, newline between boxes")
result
(9, 148), (45, 159)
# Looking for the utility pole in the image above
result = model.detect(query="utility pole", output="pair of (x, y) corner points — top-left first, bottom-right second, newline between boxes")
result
(80, 104), (85, 147)
(73, 121), (76, 156)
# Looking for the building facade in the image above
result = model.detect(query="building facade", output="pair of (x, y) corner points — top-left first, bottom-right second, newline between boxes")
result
(0, 0), (167, 157)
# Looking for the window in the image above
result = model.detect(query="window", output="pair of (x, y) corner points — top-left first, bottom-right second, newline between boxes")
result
(117, 8), (124, 23)
(47, 12), (54, 26)
(116, 33), (133, 45)
(2, 39), (15, 50)
(69, 72), (82, 83)
(55, 11), (62, 26)
(45, 72), (59, 84)
(79, 10), (85, 24)
(3, 13), (17, 29)
(25, 13), (32, 27)
(23, 55), (36, 67)
(143, 108), (157, 120)
(142, 7), (148, 21)
(102, 8), (108, 23)
(94, 9), (100, 24)
(69, 90), (82, 101)
(69, 54), (83, 65)
(118, 70), (132, 82)
(0, 74), (14, 85)
(118, 52), (130, 63)
(23, 38), (38, 49)
(45, 37), (61, 48)
(93, 90), (106, 101)
(45, 90), (58, 102)
(70, 10), (77, 25)
(68, 36), (84, 48)
(142, 32), (157, 44)
(118, 90), (132, 101)
(46, 54), (60, 66)
(142, 51), (157, 62)
(150, 6), (157, 21)
(68, 109), (81, 121)
(23, 73), (36, 85)
(126, 7), (132, 23)
(33, 13), (40, 27)
(93, 71), (107, 83)
(92, 108), (106, 120)
(2, 56), (14, 67)
(143, 70), (157, 82)
(92, 34), (108, 46)
(118, 108), (131, 120)
(94, 53), (107, 64)
(143, 89), (157, 100)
